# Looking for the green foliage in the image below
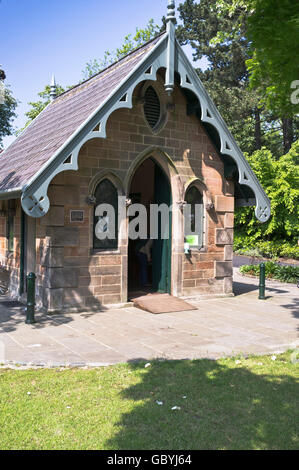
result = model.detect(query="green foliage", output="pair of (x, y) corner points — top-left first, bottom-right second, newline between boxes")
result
(215, 0), (299, 118)
(177, 0), (249, 85)
(83, 20), (160, 79)
(235, 140), (299, 241)
(177, 0), (290, 154)
(234, 235), (299, 260)
(0, 353), (298, 450)
(21, 84), (66, 132)
(203, 82), (262, 154)
(246, 0), (299, 117)
(240, 261), (299, 284)
(0, 86), (17, 147)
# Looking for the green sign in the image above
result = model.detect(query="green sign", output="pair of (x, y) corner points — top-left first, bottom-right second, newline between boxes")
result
(185, 235), (198, 246)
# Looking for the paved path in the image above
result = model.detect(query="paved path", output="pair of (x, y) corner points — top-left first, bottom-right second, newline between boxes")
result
(0, 270), (298, 367)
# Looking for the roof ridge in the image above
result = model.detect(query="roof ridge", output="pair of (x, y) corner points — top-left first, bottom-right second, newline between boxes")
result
(55, 31), (166, 101)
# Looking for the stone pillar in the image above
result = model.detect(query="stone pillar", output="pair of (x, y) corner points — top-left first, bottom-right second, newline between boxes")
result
(214, 195), (234, 294)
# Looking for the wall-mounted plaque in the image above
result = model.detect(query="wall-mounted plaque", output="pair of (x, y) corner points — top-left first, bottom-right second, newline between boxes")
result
(70, 210), (84, 223)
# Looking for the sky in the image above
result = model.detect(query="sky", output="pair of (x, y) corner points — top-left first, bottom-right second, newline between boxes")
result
(1, 0), (204, 149)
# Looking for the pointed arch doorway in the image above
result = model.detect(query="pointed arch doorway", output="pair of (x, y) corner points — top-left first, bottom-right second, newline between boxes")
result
(128, 157), (172, 299)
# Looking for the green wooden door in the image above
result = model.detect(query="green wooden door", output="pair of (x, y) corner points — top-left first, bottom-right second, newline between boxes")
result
(152, 163), (172, 293)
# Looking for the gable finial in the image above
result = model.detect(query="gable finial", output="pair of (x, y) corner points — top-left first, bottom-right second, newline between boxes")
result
(166, 0), (176, 23)
(50, 75), (57, 101)
(165, 1), (176, 95)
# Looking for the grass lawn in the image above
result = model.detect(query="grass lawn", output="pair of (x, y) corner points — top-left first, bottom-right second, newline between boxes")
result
(0, 351), (298, 450)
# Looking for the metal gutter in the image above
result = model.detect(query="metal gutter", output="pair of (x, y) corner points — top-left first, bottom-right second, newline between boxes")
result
(0, 188), (22, 200)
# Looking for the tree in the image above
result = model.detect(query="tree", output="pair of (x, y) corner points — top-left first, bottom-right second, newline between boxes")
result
(22, 84), (66, 131)
(247, 0), (299, 153)
(82, 19), (160, 79)
(177, 0), (265, 154)
(235, 141), (299, 242)
(0, 79), (17, 148)
(214, 0), (299, 152)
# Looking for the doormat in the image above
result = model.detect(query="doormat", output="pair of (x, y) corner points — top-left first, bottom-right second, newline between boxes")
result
(132, 293), (197, 314)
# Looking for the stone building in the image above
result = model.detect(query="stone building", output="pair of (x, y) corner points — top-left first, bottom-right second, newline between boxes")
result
(0, 2), (270, 313)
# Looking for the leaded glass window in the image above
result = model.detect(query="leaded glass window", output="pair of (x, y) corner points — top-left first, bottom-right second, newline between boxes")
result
(93, 179), (118, 251)
(185, 186), (204, 249)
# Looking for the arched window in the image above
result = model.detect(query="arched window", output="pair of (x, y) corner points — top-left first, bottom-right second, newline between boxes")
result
(144, 86), (161, 130)
(185, 186), (204, 249)
(93, 179), (118, 251)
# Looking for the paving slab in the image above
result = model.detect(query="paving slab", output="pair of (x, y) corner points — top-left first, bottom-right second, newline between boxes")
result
(0, 269), (298, 366)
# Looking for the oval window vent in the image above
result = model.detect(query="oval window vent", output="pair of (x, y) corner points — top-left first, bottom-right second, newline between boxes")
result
(144, 86), (161, 129)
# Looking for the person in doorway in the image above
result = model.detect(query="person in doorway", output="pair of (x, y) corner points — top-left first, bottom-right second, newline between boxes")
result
(135, 239), (153, 287)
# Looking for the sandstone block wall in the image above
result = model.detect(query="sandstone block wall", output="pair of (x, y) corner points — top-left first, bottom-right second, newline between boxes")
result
(0, 78), (235, 311)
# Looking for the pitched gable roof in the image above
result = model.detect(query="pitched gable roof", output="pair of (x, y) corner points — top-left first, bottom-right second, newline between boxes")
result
(0, 13), (270, 223)
(0, 34), (164, 194)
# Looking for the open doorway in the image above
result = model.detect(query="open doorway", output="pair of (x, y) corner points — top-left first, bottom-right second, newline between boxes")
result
(128, 157), (172, 299)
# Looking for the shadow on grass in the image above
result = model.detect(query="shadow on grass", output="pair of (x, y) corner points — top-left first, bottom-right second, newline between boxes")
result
(105, 358), (299, 450)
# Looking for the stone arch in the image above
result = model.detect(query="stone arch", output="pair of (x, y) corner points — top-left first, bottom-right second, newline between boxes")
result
(184, 177), (213, 207)
(125, 146), (185, 297)
(125, 146), (180, 195)
(88, 170), (126, 252)
(88, 170), (125, 198)
(184, 178), (209, 250)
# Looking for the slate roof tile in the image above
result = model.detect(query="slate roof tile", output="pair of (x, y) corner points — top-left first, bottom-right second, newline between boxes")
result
(0, 34), (163, 193)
